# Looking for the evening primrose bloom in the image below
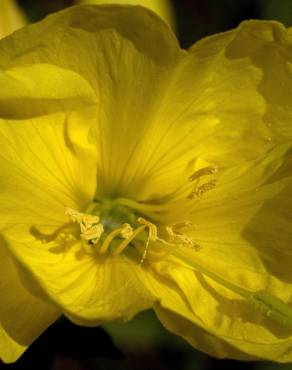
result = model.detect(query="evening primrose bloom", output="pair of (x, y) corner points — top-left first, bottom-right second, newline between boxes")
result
(0, 5), (292, 364)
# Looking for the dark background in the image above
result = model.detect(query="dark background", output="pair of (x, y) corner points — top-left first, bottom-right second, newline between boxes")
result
(17, 0), (292, 47)
(2, 1), (292, 369)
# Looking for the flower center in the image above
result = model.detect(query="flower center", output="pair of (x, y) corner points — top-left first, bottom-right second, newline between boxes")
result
(64, 196), (198, 264)
(31, 165), (217, 263)
(63, 165), (218, 262)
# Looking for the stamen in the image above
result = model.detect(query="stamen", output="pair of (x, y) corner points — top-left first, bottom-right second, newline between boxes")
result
(65, 207), (104, 244)
(166, 226), (192, 246)
(138, 217), (159, 265)
(166, 222), (201, 250)
(65, 207), (100, 225)
(112, 225), (147, 256)
(138, 217), (158, 241)
(114, 166), (218, 219)
(120, 223), (134, 239)
(187, 179), (216, 199)
(80, 223), (104, 244)
(171, 221), (193, 231)
(99, 223), (133, 255)
(189, 166), (217, 182)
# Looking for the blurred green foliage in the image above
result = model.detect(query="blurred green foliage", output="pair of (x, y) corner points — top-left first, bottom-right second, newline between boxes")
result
(259, 0), (292, 25)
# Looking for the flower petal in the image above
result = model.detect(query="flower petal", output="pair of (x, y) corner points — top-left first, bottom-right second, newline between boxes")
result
(0, 63), (97, 119)
(91, 18), (281, 199)
(0, 5), (179, 91)
(156, 304), (292, 362)
(154, 264), (292, 362)
(0, 109), (97, 236)
(0, 0), (27, 39)
(0, 238), (60, 363)
(5, 238), (157, 325)
(0, 5), (181, 198)
(224, 20), (292, 141)
(129, 20), (292, 200)
(1, 9), (282, 201)
(189, 144), (292, 290)
(150, 144), (292, 361)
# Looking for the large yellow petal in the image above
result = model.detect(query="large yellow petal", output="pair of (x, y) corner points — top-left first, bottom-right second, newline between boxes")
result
(125, 20), (292, 200)
(4, 238), (157, 325)
(0, 109), (97, 237)
(154, 263), (292, 362)
(0, 238), (60, 363)
(149, 144), (292, 361)
(0, 5), (179, 91)
(90, 19), (292, 200)
(187, 144), (292, 291)
(0, 7), (278, 201)
(0, 5), (182, 199)
(156, 307), (292, 362)
(224, 20), (292, 141)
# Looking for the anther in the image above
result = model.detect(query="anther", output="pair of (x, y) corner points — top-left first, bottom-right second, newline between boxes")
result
(120, 223), (134, 239)
(166, 223), (200, 250)
(166, 226), (193, 246)
(65, 207), (104, 245)
(187, 179), (216, 199)
(65, 207), (100, 225)
(171, 221), (193, 231)
(189, 166), (217, 182)
(81, 223), (104, 244)
(138, 217), (158, 241)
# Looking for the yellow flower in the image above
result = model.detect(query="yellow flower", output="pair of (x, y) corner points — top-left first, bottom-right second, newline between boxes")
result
(0, 0), (27, 39)
(0, 4), (292, 363)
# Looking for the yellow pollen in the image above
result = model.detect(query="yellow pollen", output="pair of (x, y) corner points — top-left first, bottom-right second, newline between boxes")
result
(65, 207), (100, 225)
(186, 166), (218, 200)
(65, 207), (104, 244)
(166, 225), (191, 246)
(80, 223), (104, 244)
(187, 179), (216, 199)
(138, 217), (158, 241)
(120, 223), (134, 239)
(166, 222), (200, 250)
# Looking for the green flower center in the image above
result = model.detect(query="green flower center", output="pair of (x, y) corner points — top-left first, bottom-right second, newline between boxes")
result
(89, 199), (138, 233)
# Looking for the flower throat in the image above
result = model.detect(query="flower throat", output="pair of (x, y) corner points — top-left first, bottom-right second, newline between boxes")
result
(65, 197), (196, 264)
(64, 165), (218, 262)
